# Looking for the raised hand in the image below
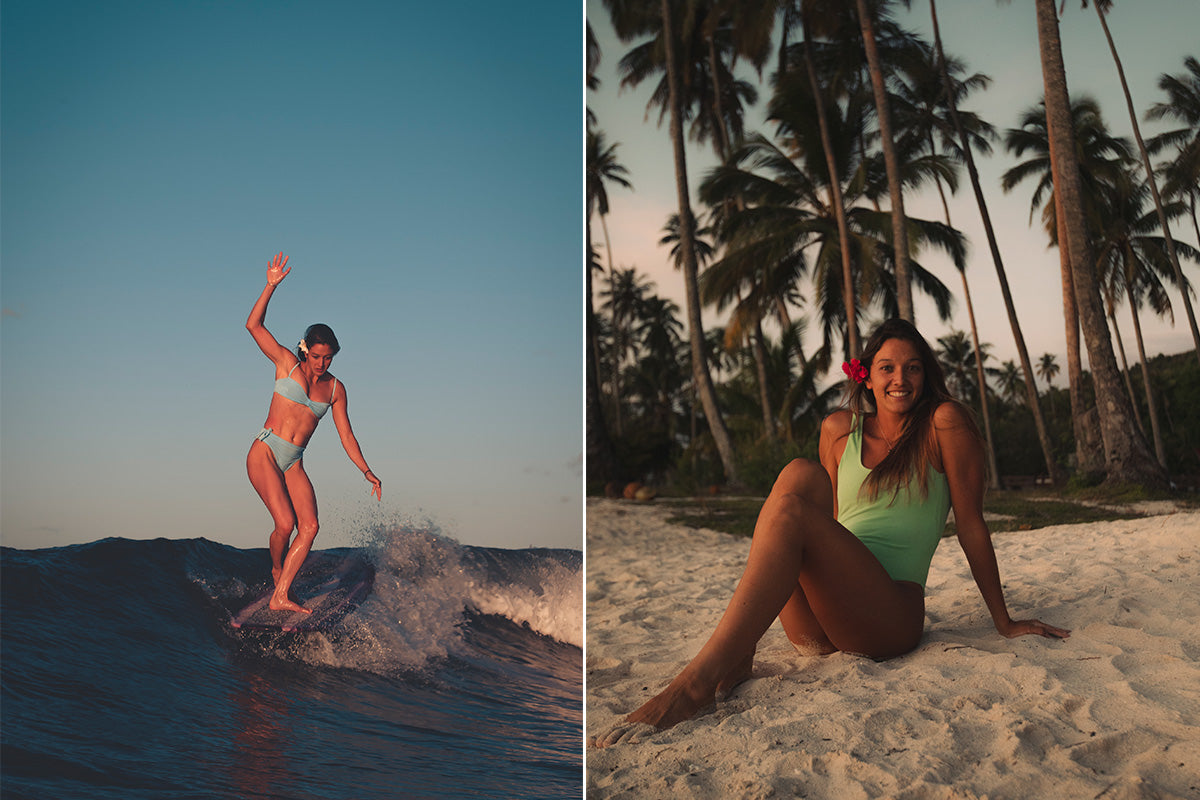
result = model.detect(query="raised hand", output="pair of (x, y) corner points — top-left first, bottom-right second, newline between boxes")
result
(266, 252), (291, 286)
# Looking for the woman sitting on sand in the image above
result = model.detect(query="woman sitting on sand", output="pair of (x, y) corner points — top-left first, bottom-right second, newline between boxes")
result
(246, 252), (382, 614)
(617, 319), (1069, 735)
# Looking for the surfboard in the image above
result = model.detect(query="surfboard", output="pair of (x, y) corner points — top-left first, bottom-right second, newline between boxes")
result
(231, 552), (375, 633)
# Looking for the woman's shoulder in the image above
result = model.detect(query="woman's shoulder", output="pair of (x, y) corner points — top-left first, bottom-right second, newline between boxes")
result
(932, 399), (974, 429)
(326, 373), (345, 401)
(821, 409), (856, 440)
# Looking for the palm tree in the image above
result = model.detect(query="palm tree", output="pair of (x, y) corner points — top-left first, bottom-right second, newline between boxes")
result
(587, 129), (633, 281)
(698, 94), (959, 362)
(853, 0), (912, 321)
(1097, 271), (1145, 435)
(1094, 174), (1200, 467)
(630, 294), (687, 435)
(891, 35), (1001, 487)
(586, 117), (633, 482)
(1003, 95), (1134, 477)
(937, 330), (986, 403)
(929, 0), (1061, 485)
(1037, 352), (1060, 415)
(1147, 57), (1200, 250)
(1031, 0), (1166, 487)
(791, 0), (861, 357)
(1036, 353), (1060, 387)
(1089, 0), (1200, 367)
(669, 210), (780, 441)
(603, 0), (741, 484)
(600, 267), (654, 436)
(996, 360), (1026, 406)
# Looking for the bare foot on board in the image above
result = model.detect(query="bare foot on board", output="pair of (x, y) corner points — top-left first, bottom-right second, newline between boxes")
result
(269, 593), (312, 614)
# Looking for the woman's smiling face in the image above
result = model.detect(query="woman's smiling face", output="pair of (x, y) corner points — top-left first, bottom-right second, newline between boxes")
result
(866, 337), (925, 415)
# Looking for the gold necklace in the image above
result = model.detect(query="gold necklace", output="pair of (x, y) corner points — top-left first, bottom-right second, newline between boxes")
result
(874, 420), (901, 452)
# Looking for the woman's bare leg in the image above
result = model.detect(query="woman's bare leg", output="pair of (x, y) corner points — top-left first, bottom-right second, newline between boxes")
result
(247, 442), (298, 588)
(624, 459), (925, 732)
(269, 462), (320, 613)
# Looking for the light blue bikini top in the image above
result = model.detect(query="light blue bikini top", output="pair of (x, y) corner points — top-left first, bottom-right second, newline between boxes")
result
(274, 364), (335, 419)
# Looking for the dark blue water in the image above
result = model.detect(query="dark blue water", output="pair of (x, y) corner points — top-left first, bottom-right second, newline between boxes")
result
(1, 527), (582, 799)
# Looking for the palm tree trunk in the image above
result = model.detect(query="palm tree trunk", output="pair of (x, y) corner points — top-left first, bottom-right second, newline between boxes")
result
(1034, 0), (1165, 487)
(855, 0), (912, 322)
(753, 322), (778, 440)
(1056, 205), (1100, 473)
(599, 214), (624, 438)
(933, 163), (1001, 488)
(959, 269), (1002, 489)
(774, 298), (808, 371)
(610, 299), (624, 438)
(706, 32), (779, 440)
(930, 0), (1062, 485)
(801, 10), (858, 358)
(1095, 4), (1200, 368)
(708, 37), (732, 162)
(1124, 273), (1167, 467)
(661, 0), (739, 485)
(586, 219), (621, 484)
(1105, 293), (1144, 434)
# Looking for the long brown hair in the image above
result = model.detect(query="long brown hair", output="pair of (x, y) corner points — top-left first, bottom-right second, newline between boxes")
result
(844, 319), (977, 501)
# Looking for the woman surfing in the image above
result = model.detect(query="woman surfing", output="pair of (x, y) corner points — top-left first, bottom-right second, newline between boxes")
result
(246, 252), (382, 614)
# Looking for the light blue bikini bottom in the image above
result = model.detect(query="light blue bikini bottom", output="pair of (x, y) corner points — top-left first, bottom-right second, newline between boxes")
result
(255, 428), (304, 473)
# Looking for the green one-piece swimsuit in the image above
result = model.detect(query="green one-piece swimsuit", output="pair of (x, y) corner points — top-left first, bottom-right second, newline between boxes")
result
(836, 418), (951, 588)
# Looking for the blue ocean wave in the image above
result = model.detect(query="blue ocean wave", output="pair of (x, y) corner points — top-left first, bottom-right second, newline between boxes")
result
(1, 531), (582, 800)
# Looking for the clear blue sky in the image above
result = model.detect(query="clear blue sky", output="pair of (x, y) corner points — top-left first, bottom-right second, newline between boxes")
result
(588, 0), (1200, 374)
(1, 0), (583, 551)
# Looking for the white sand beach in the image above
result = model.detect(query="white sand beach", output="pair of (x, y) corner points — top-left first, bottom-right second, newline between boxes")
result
(586, 497), (1200, 799)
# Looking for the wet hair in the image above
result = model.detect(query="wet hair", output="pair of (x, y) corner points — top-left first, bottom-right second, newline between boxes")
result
(297, 323), (340, 362)
(844, 319), (978, 501)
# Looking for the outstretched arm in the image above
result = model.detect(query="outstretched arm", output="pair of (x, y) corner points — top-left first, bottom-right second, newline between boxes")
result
(936, 402), (1070, 641)
(246, 252), (294, 365)
(330, 383), (382, 500)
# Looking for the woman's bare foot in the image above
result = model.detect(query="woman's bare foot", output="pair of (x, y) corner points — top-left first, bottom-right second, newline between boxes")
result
(269, 592), (312, 614)
(625, 671), (716, 731)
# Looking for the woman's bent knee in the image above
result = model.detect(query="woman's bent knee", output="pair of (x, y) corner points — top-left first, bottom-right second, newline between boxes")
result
(773, 459), (831, 497)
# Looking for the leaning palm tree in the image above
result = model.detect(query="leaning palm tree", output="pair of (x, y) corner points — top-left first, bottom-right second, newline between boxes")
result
(1002, 95), (1133, 477)
(789, 0), (862, 356)
(603, 0), (741, 484)
(1088, 0), (1200, 367)
(1030, 0), (1166, 487)
(929, 0), (1061, 484)
(852, 0), (912, 321)
(890, 37), (1002, 487)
